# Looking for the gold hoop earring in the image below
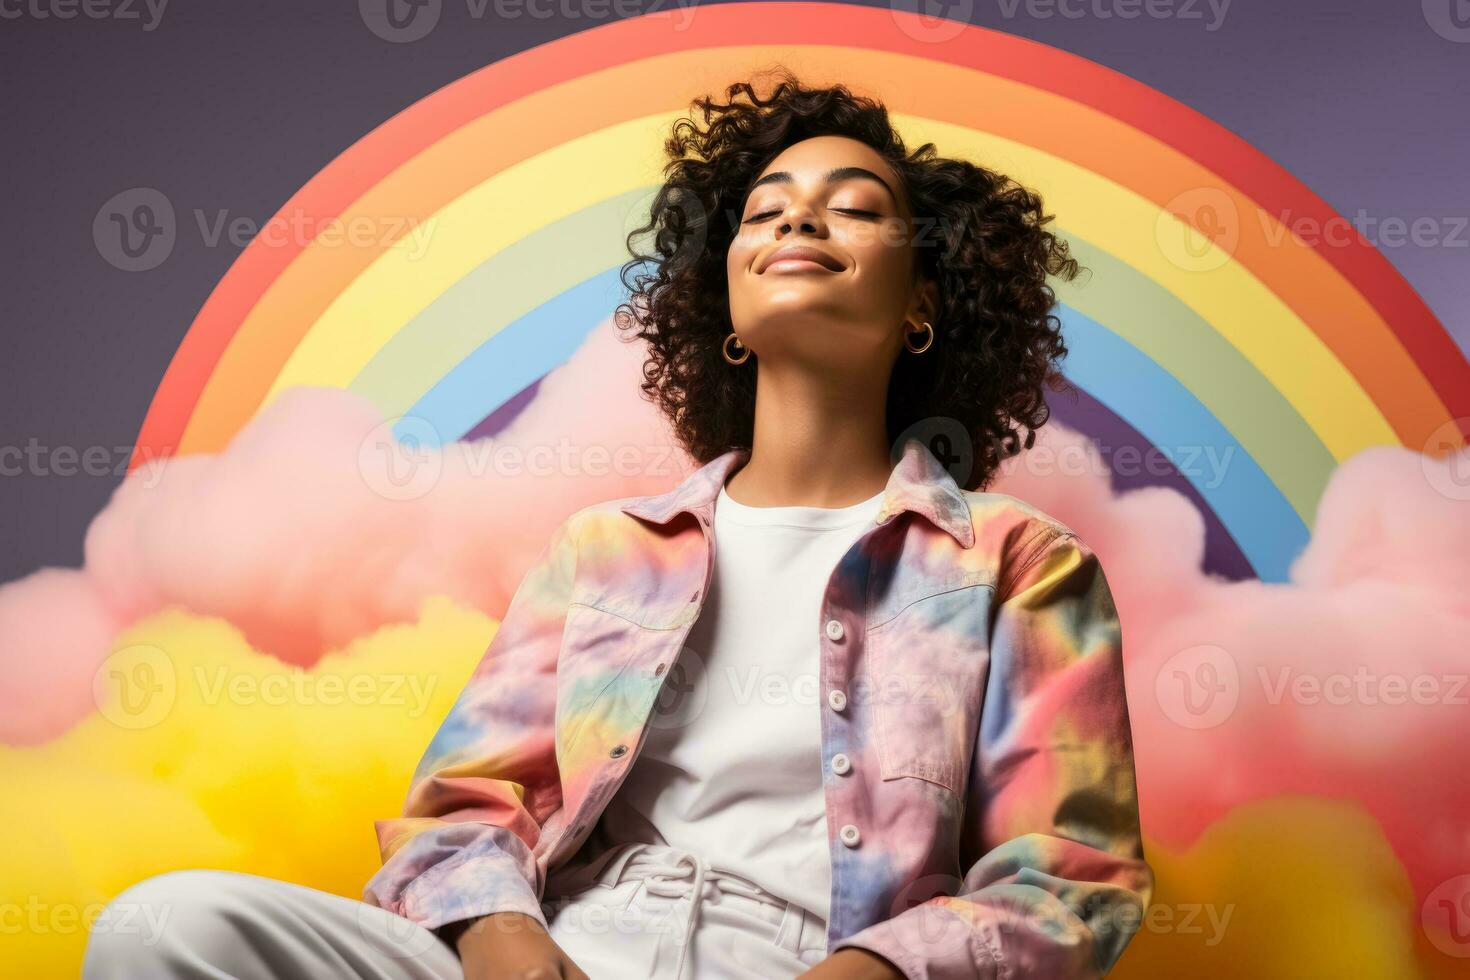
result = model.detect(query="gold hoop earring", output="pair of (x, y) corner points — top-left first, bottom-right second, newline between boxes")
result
(904, 321), (935, 354)
(722, 332), (750, 365)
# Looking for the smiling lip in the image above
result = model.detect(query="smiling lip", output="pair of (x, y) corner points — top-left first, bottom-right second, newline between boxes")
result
(760, 244), (844, 274)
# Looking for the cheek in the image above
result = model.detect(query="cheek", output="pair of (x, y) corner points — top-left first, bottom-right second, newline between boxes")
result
(845, 216), (909, 263)
(847, 238), (912, 294)
(726, 228), (760, 274)
(726, 235), (759, 311)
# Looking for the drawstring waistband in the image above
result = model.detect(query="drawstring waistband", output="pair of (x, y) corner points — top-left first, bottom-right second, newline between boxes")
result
(592, 842), (789, 980)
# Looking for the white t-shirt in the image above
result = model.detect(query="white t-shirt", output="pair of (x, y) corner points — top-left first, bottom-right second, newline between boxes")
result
(591, 479), (886, 924)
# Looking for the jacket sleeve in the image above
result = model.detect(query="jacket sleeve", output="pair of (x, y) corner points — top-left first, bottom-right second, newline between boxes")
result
(362, 514), (579, 934)
(833, 526), (1153, 979)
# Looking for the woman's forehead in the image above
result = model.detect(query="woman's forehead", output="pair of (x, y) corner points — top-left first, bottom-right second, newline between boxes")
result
(750, 138), (909, 215)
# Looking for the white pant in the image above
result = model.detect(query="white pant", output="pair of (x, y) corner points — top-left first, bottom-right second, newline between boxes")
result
(543, 841), (828, 980)
(81, 869), (463, 979)
(81, 844), (827, 979)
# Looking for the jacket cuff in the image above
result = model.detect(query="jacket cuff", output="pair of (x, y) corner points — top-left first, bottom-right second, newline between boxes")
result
(364, 826), (547, 933)
(829, 902), (1002, 980)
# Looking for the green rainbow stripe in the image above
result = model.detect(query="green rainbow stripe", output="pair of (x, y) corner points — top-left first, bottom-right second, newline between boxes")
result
(127, 4), (1470, 585)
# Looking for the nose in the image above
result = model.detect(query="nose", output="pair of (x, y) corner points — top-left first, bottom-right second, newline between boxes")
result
(775, 199), (826, 237)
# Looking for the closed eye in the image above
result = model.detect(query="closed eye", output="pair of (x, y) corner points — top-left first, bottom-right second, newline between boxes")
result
(743, 207), (883, 223)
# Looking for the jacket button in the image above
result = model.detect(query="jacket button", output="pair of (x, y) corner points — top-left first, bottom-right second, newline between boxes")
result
(827, 689), (847, 712)
(609, 744), (628, 758)
(654, 662), (666, 677)
(824, 619), (844, 641)
(831, 752), (851, 776)
(839, 823), (861, 847)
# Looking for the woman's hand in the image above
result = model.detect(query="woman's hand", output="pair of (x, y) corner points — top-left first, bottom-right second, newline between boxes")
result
(797, 947), (907, 979)
(453, 911), (590, 980)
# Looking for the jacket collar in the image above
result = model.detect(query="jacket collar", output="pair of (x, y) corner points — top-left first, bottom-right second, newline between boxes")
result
(618, 436), (975, 549)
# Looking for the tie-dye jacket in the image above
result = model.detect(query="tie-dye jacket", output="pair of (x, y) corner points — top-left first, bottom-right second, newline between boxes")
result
(365, 437), (1153, 979)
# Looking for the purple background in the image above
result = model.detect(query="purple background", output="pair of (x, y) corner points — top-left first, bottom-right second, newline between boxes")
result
(1, 0), (1465, 585)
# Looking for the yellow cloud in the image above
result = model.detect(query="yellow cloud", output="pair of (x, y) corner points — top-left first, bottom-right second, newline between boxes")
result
(1117, 796), (1421, 979)
(0, 597), (490, 975)
(2, 604), (1432, 978)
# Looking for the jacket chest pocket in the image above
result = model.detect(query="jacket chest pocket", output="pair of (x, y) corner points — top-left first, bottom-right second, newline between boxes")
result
(556, 602), (678, 762)
(556, 603), (645, 759)
(866, 583), (993, 794)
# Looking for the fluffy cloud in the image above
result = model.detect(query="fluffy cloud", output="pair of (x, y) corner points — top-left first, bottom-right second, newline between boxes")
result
(2, 314), (1467, 974)
(0, 597), (487, 975)
(992, 427), (1470, 956)
(0, 317), (673, 744)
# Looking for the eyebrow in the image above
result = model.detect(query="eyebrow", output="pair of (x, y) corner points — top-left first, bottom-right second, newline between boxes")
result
(746, 166), (899, 207)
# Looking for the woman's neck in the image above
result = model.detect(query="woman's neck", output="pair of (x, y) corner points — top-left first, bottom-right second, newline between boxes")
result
(726, 361), (893, 508)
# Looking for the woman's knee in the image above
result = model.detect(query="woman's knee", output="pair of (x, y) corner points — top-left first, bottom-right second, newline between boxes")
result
(82, 869), (265, 977)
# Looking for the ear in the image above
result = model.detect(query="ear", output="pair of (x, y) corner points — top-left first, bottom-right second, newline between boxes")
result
(908, 276), (939, 326)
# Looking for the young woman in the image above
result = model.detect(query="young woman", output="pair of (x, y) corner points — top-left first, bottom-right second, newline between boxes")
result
(83, 72), (1151, 980)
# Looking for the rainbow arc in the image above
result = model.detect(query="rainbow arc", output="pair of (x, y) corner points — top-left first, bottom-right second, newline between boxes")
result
(127, 3), (1470, 582)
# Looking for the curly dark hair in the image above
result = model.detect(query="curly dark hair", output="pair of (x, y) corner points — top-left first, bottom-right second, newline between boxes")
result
(614, 67), (1084, 491)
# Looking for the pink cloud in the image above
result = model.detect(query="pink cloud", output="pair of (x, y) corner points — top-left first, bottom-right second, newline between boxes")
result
(991, 430), (1470, 911)
(0, 317), (681, 744)
(0, 569), (120, 744)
